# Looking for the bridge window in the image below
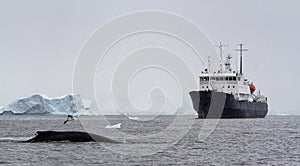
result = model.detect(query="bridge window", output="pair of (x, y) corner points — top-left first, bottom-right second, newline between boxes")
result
(226, 77), (229, 81)
(229, 77), (233, 81)
(220, 77), (224, 81)
(200, 77), (209, 81)
(233, 77), (237, 81)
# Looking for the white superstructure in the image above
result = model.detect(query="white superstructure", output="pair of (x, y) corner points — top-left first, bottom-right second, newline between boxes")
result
(199, 43), (267, 103)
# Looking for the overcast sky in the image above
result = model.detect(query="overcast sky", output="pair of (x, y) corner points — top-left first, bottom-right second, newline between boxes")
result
(1, 0), (299, 115)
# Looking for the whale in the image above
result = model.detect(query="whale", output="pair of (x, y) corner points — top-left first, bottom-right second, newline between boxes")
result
(25, 131), (119, 143)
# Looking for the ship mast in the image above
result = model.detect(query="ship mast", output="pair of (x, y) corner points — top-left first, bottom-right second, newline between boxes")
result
(207, 56), (211, 73)
(235, 44), (248, 75)
(215, 41), (228, 72)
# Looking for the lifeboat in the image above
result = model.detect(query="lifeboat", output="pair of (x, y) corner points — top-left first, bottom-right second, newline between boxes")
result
(249, 83), (256, 94)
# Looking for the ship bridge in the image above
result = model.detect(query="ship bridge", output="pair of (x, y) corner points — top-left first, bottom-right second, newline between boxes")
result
(199, 72), (251, 101)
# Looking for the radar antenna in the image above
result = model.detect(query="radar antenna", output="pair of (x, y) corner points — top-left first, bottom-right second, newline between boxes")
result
(224, 54), (232, 72)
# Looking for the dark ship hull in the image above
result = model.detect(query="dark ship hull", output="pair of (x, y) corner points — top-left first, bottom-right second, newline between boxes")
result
(189, 91), (268, 118)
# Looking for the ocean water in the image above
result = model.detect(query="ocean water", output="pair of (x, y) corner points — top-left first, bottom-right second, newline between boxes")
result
(0, 115), (299, 165)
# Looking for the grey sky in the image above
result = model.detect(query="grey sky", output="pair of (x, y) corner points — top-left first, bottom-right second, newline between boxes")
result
(1, 0), (299, 115)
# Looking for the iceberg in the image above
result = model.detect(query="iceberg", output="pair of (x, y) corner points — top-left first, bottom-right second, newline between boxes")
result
(128, 116), (140, 120)
(0, 94), (93, 115)
(105, 123), (122, 129)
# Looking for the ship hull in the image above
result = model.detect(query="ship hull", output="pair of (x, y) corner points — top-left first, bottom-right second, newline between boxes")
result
(189, 91), (268, 118)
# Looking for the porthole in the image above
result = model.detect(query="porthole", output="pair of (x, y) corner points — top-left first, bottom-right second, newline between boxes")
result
(228, 85), (230, 88)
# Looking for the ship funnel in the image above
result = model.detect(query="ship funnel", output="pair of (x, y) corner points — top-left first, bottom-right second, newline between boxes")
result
(235, 44), (248, 75)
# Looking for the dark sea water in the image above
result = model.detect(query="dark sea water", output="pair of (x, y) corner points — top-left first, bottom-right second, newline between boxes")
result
(0, 115), (299, 165)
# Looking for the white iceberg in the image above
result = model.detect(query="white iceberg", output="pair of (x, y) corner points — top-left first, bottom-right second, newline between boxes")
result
(105, 123), (122, 129)
(0, 94), (92, 115)
(128, 116), (139, 120)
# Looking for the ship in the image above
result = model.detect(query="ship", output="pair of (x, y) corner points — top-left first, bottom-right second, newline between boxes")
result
(189, 43), (268, 118)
